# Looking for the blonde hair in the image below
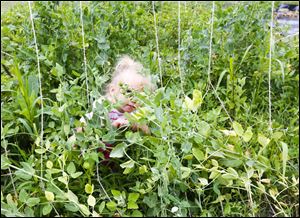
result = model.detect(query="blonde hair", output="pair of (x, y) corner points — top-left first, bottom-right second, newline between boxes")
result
(105, 55), (155, 104)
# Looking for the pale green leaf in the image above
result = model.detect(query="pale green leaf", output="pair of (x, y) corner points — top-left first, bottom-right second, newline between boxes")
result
(120, 160), (135, 169)
(109, 143), (126, 158)
(42, 204), (52, 215)
(79, 204), (90, 216)
(19, 189), (29, 203)
(70, 172), (83, 179)
(281, 141), (288, 177)
(26, 198), (40, 207)
(67, 162), (76, 175)
(88, 195), (96, 207)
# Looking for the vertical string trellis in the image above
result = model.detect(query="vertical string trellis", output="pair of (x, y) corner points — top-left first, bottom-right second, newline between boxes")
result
(152, 1), (163, 88)
(80, 1), (90, 106)
(28, 1), (45, 184)
(207, 1), (233, 123)
(268, 1), (275, 131)
(178, 1), (184, 94)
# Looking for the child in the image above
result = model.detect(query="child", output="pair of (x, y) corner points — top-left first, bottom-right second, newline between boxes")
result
(105, 55), (155, 134)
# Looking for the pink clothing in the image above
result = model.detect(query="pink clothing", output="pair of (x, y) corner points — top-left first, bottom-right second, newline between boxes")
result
(108, 109), (124, 121)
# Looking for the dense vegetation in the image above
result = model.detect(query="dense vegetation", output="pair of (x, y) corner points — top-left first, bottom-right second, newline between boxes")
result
(1, 1), (299, 217)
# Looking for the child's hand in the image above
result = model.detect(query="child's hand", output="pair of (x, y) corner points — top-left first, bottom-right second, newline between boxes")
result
(111, 116), (129, 128)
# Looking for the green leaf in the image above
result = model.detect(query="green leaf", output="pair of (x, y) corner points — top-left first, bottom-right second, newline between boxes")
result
(138, 165), (148, 174)
(220, 159), (243, 168)
(67, 162), (76, 175)
(184, 96), (193, 110)
(1, 155), (11, 170)
(35, 148), (46, 154)
(281, 141), (288, 177)
(198, 178), (208, 186)
(85, 184), (94, 194)
(106, 201), (117, 211)
(98, 201), (106, 213)
(65, 203), (79, 212)
(66, 190), (79, 203)
(222, 173), (236, 180)
(88, 195), (96, 207)
(257, 133), (270, 147)
(79, 204), (90, 216)
(211, 159), (219, 167)
(64, 124), (70, 136)
(181, 142), (192, 154)
(19, 189), (29, 203)
(181, 167), (191, 179)
(193, 89), (203, 108)
(120, 160), (135, 169)
(198, 121), (211, 137)
(55, 63), (64, 77)
(109, 143), (126, 158)
(128, 201), (139, 209)
(131, 210), (143, 217)
(42, 204), (52, 215)
(242, 127), (253, 142)
(192, 147), (205, 162)
(232, 121), (244, 136)
(209, 168), (220, 180)
(227, 167), (239, 177)
(128, 193), (140, 202)
(272, 131), (283, 140)
(45, 191), (54, 202)
(111, 190), (121, 198)
(26, 198), (40, 207)
(58, 175), (68, 185)
(143, 194), (157, 208)
(70, 172), (83, 179)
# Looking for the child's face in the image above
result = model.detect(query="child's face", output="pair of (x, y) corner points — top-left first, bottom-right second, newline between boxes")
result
(119, 101), (136, 113)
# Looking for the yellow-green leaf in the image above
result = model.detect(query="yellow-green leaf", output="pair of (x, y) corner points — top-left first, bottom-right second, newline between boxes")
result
(106, 201), (117, 211)
(242, 127), (253, 142)
(192, 147), (205, 162)
(232, 121), (244, 136)
(85, 184), (94, 194)
(128, 201), (139, 209)
(45, 191), (54, 202)
(128, 193), (140, 202)
(46, 160), (53, 169)
(257, 133), (270, 147)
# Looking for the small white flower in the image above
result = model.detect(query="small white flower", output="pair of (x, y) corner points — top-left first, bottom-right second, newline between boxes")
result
(171, 206), (179, 213)
(86, 111), (94, 120)
(80, 116), (86, 124)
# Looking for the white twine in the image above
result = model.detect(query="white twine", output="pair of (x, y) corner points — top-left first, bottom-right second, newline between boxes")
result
(207, 1), (233, 123)
(152, 1), (163, 88)
(268, 1), (275, 131)
(178, 1), (184, 94)
(28, 1), (44, 180)
(80, 1), (90, 106)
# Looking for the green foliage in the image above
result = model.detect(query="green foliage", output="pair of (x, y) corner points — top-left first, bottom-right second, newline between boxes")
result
(1, 1), (299, 217)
